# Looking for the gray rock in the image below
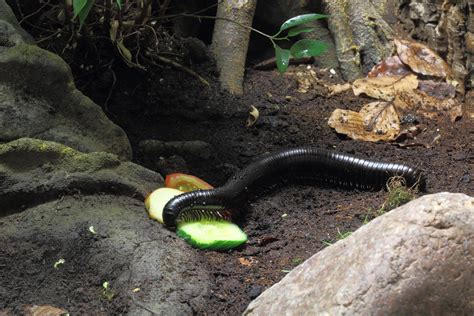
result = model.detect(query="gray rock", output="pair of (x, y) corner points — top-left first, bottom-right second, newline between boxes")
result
(155, 155), (189, 175)
(0, 195), (210, 315)
(0, 138), (159, 216)
(139, 139), (213, 160)
(245, 192), (474, 315)
(0, 0), (34, 45)
(0, 137), (211, 314)
(0, 1), (132, 159)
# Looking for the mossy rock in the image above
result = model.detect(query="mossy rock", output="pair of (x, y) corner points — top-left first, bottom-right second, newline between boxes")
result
(0, 138), (161, 216)
(0, 3), (132, 159)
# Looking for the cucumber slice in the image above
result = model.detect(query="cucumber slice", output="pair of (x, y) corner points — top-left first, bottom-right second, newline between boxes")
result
(177, 220), (247, 250)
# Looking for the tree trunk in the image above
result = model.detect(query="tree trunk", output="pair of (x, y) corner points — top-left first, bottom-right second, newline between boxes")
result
(322, 0), (394, 81)
(211, 0), (257, 95)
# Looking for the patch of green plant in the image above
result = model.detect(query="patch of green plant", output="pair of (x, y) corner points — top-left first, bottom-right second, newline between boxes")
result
(360, 177), (419, 224)
(379, 176), (418, 215)
(322, 228), (352, 246)
(102, 281), (115, 300)
(292, 257), (304, 265)
(73, 0), (122, 30)
(362, 211), (372, 225)
(71, 2), (328, 73)
(321, 239), (332, 247)
(257, 14), (329, 73)
(336, 229), (352, 240)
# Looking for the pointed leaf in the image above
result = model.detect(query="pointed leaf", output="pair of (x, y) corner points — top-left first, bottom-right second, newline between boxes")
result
(73, 0), (88, 18)
(278, 14), (328, 34)
(77, 0), (94, 30)
(275, 46), (290, 73)
(287, 26), (315, 37)
(290, 39), (328, 58)
(352, 74), (418, 101)
(116, 0), (122, 9)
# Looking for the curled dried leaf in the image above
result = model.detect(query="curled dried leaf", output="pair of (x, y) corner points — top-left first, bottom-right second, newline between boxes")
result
(418, 80), (456, 99)
(23, 305), (68, 316)
(328, 101), (400, 142)
(368, 56), (412, 78)
(238, 257), (253, 266)
(327, 83), (351, 96)
(109, 20), (119, 42)
(352, 74), (418, 101)
(247, 105), (259, 127)
(117, 39), (132, 62)
(394, 38), (452, 78)
(394, 90), (462, 123)
(295, 69), (318, 93)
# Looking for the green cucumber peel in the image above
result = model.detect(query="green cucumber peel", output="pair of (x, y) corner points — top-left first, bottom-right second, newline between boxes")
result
(177, 220), (247, 250)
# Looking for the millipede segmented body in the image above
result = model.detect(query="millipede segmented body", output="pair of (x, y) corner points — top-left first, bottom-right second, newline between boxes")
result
(163, 147), (424, 228)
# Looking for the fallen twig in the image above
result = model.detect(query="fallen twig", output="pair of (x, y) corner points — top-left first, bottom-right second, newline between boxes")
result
(155, 55), (210, 87)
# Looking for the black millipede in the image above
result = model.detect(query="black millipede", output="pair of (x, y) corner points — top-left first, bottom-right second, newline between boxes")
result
(162, 147), (424, 228)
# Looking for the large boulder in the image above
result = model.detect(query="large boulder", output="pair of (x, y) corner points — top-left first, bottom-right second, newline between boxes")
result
(0, 138), (156, 216)
(0, 138), (211, 314)
(0, 0), (132, 160)
(245, 192), (474, 315)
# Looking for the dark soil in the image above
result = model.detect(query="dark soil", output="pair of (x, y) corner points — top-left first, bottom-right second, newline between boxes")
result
(2, 12), (473, 313)
(88, 57), (472, 314)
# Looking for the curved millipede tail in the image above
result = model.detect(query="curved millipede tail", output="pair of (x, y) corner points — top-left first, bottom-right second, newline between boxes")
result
(163, 147), (424, 228)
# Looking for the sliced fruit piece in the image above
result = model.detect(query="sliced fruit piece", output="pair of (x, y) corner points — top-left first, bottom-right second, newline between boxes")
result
(177, 220), (247, 250)
(145, 187), (184, 224)
(164, 173), (213, 192)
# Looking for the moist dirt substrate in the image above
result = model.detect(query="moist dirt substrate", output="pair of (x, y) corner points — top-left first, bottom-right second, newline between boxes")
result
(1, 53), (472, 314)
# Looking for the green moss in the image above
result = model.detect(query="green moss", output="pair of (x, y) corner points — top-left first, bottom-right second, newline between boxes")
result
(379, 176), (418, 214)
(0, 138), (120, 172)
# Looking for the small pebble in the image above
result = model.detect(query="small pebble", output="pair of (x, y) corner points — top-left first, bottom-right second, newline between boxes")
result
(460, 174), (470, 183)
(248, 285), (263, 299)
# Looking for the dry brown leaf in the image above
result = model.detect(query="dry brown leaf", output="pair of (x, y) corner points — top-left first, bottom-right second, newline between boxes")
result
(418, 80), (456, 99)
(246, 105), (259, 127)
(23, 305), (68, 316)
(394, 38), (452, 78)
(109, 20), (119, 42)
(117, 39), (132, 62)
(328, 101), (400, 142)
(368, 56), (412, 78)
(327, 83), (351, 96)
(238, 257), (253, 266)
(295, 69), (318, 93)
(352, 74), (418, 101)
(394, 90), (462, 122)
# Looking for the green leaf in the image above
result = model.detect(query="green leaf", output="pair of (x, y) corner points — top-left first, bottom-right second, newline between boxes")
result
(277, 14), (328, 35)
(287, 26), (315, 37)
(290, 39), (328, 58)
(73, 0), (87, 18)
(76, 0), (94, 30)
(116, 0), (122, 9)
(275, 45), (291, 73)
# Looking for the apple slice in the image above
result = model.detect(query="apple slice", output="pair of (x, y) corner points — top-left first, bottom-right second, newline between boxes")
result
(145, 187), (184, 224)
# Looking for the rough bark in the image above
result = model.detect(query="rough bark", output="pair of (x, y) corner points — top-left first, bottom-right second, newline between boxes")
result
(399, 0), (473, 92)
(211, 0), (257, 95)
(346, 0), (394, 72)
(322, 0), (394, 81)
(322, 0), (362, 81)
